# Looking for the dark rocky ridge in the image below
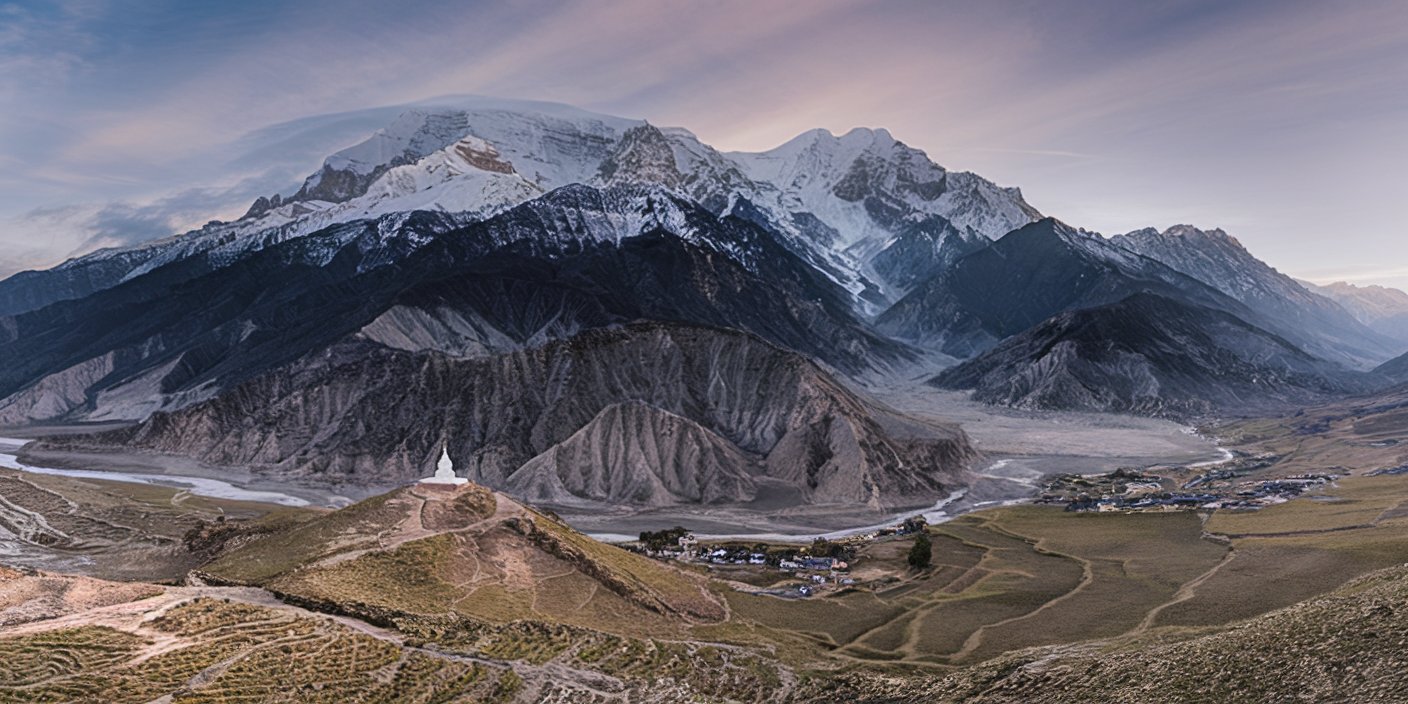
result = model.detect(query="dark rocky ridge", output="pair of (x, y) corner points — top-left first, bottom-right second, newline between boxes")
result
(932, 293), (1361, 419)
(1112, 225), (1400, 369)
(875, 218), (1256, 358)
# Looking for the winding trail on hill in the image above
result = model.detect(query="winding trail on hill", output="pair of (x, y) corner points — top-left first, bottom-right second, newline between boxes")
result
(896, 575), (1001, 656)
(317, 486), (518, 569)
(1128, 546), (1237, 636)
(947, 521), (1092, 663)
(832, 536), (992, 657)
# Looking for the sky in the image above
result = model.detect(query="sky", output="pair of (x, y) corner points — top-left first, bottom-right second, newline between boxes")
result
(1, 0), (1406, 287)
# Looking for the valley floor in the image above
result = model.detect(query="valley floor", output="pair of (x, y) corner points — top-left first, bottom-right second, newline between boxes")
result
(2, 389), (1225, 541)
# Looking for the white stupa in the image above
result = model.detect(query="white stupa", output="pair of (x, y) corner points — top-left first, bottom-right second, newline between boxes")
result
(420, 444), (467, 485)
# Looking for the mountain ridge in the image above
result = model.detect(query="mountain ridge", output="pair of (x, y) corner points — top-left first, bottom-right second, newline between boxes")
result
(0, 184), (910, 426)
(1112, 225), (1400, 368)
(37, 322), (973, 510)
(874, 217), (1259, 357)
(931, 292), (1357, 418)
(0, 99), (1037, 319)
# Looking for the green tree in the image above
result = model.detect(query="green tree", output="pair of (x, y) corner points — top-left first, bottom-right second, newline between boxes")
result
(907, 532), (932, 570)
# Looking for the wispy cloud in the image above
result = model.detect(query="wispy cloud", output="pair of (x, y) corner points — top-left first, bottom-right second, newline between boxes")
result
(2, 0), (1408, 288)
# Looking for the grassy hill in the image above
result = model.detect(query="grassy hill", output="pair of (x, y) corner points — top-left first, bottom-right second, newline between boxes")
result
(199, 481), (725, 636)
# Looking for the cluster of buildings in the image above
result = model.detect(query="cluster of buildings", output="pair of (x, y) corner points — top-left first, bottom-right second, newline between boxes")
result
(628, 517), (937, 598)
(654, 538), (852, 572)
(1065, 492), (1218, 512)
(1062, 473), (1339, 513)
(1200, 474), (1339, 509)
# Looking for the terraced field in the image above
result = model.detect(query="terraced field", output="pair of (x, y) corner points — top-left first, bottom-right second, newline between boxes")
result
(727, 506), (1230, 665)
(0, 567), (792, 703)
(0, 596), (504, 703)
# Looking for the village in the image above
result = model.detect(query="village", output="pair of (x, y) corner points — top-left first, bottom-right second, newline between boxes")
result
(1036, 451), (1348, 513)
(624, 517), (931, 598)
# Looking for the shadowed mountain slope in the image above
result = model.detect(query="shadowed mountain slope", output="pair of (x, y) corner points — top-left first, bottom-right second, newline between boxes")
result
(0, 186), (909, 426)
(875, 218), (1257, 358)
(1112, 225), (1401, 369)
(931, 293), (1359, 418)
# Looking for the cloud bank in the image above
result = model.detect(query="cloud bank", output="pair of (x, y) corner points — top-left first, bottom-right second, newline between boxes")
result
(1, 0), (1405, 285)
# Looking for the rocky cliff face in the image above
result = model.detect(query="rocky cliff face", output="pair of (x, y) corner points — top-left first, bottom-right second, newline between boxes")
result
(50, 324), (973, 509)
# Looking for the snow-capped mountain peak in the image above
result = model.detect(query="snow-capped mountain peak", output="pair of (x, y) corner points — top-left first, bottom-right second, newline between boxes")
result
(1112, 223), (1401, 368)
(4, 98), (1042, 318)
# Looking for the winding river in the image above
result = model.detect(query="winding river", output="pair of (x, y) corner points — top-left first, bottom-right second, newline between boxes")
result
(0, 438), (311, 507)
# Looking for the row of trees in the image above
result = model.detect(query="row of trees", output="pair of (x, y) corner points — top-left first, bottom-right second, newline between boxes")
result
(638, 526), (690, 551)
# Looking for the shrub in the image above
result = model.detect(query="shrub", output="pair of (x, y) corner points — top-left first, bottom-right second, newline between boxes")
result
(907, 532), (932, 570)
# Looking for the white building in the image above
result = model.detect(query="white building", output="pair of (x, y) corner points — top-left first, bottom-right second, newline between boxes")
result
(420, 445), (468, 485)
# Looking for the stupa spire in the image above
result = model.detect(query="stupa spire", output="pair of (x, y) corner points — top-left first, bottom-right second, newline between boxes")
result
(420, 441), (467, 485)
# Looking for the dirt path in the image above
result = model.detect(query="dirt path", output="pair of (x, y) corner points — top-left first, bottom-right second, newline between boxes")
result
(317, 488), (522, 569)
(836, 536), (995, 657)
(1127, 546), (1237, 636)
(1216, 524), (1376, 539)
(946, 528), (1093, 663)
